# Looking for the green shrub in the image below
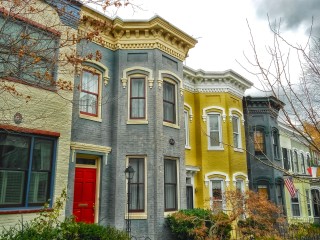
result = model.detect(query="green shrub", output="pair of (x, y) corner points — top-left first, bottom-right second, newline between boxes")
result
(77, 222), (129, 240)
(166, 208), (231, 240)
(0, 220), (129, 240)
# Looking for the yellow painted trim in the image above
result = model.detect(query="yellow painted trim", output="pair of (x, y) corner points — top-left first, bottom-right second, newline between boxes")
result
(70, 142), (112, 153)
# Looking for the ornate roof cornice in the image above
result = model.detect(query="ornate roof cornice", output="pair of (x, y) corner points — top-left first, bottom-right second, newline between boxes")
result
(182, 66), (253, 98)
(79, 6), (197, 61)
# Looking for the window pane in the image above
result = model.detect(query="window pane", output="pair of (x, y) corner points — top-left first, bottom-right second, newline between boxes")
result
(32, 139), (53, 171)
(80, 92), (98, 115)
(0, 134), (30, 169)
(82, 71), (99, 93)
(0, 170), (24, 205)
(209, 115), (219, 130)
(254, 130), (265, 153)
(232, 117), (238, 133)
(210, 132), (220, 147)
(28, 172), (49, 204)
(164, 102), (174, 123)
(131, 78), (144, 97)
(163, 82), (174, 102)
(131, 99), (145, 118)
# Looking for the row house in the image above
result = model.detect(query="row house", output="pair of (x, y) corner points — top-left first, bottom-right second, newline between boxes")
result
(0, 0), (81, 227)
(65, 5), (197, 240)
(280, 122), (318, 224)
(183, 66), (253, 210)
(243, 94), (284, 205)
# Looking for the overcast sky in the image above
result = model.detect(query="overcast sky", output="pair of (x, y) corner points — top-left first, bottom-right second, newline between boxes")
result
(98, 0), (318, 84)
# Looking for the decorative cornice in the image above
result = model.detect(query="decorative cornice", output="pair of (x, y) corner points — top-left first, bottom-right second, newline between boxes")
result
(183, 66), (253, 98)
(79, 7), (197, 61)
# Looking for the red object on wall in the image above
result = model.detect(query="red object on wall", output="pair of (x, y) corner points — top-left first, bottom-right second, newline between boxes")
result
(73, 168), (96, 223)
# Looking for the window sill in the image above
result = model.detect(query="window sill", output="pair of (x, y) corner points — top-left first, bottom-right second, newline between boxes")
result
(125, 213), (147, 219)
(164, 210), (177, 217)
(0, 208), (53, 215)
(163, 122), (180, 129)
(208, 147), (224, 151)
(79, 113), (102, 122)
(234, 148), (244, 153)
(127, 120), (148, 125)
(185, 146), (191, 150)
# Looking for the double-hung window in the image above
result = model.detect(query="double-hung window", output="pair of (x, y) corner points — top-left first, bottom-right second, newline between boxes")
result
(128, 158), (145, 212)
(294, 150), (299, 173)
(0, 133), (55, 208)
(254, 129), (265, 155)
(272, 130), (279, 159)
(184, 110), (190, 148)
(208, 114), (222, 149)
(80, 70), (100, 116)
(130, 78), (145, 119)
(291, 191), (300, 217)
(211, 179), (224, 211)
(0, 13), (58, 87)
(232, 116), (241, 149)
(301, 153), (306, 174)
(164, 159), (177, 211)
(163, 81), (176, 124)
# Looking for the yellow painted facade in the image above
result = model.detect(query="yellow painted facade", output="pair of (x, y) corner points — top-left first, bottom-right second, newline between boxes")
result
(183, 67), (252, 209)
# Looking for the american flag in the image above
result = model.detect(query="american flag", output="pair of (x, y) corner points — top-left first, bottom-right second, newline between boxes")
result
(284, 177), (296, 198)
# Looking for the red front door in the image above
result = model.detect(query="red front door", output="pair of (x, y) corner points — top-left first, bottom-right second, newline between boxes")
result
(73, 168), (96, 223)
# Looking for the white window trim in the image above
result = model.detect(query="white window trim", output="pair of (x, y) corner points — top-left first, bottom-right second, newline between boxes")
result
(127, 74), (148, 124)
(293, 149), (299, 173)
(207, 113), (223, 150)
(232, 172), (249, 187)
(121, 67), (154, 89)
(209, 178), (226, 211)
(306, 189), (313, 217)
(300, 151), (306, 174)
(184, 110), (190, 149)
(291, 191), (301, 217)
(232, 115), (242, 151)
(125, 156), (147, 219)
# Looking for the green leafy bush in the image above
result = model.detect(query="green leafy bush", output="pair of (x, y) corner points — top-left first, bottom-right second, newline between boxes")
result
(0, 220), (129, 240)
(0, 190), (128, 240)
(166, 208), (231, 240)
